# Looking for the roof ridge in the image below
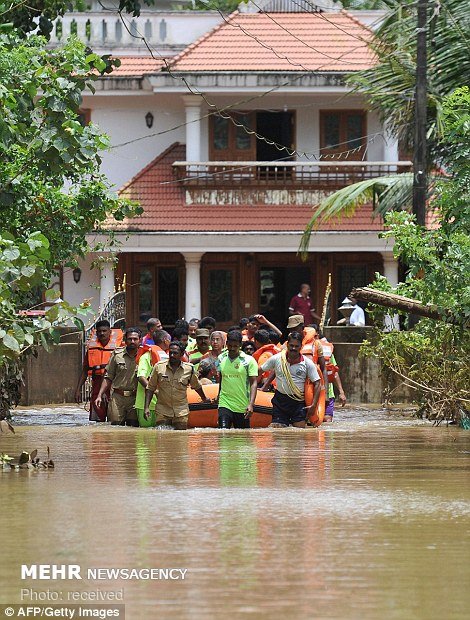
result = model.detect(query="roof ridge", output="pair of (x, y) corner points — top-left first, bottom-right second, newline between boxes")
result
(339, 8), (374, 36)
(169, 10), (240, 70)
(119, 142), (182, 193)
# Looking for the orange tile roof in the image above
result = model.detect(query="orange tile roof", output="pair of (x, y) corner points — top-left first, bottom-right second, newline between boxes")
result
(112, 143), (384, 233)
(170, 11), (374, 72)
(107, 56), (165, 77)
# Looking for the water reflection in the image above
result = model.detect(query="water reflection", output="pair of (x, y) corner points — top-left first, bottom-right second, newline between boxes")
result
(1, 407), (469, 619)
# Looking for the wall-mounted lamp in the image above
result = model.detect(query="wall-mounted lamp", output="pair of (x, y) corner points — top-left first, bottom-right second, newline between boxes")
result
(145, 111), (154, 129)
(72, 267), (82, 284)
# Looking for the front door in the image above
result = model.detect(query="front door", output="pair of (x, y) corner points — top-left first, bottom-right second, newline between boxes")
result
(135, 264), (182, 331)
(259, 265), (311, 330)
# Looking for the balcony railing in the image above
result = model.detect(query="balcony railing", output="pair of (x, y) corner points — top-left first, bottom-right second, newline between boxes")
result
(48, 11), (221, 50)
(173, 161), (412, 189)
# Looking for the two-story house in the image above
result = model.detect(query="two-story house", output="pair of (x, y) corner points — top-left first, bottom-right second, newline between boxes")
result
(61, 0), (406, 331)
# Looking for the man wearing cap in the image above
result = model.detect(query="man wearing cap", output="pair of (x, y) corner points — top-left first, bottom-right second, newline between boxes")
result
(188, 328), (212, 368)
(289, 284), (321, 326)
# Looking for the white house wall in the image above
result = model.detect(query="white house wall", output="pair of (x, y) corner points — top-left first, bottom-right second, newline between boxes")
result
(62, 255), (101, 316)
(84, 93), (186, 189)
(89, 88), (390, 191)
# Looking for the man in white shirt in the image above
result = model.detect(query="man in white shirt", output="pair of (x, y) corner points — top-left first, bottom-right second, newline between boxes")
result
(348, 296), (366, 326)
(261, 332), (321, 428)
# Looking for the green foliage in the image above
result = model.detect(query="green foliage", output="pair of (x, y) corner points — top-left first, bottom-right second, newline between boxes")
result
(0, 20), (142, 415)
(190, 0), (242, 10)
(0, 35), (142, 272)
(361, 88), (470, 423)
(349, 0), (470, 151)
(0, 233), (92, 417)
(0, 0), (155, 38)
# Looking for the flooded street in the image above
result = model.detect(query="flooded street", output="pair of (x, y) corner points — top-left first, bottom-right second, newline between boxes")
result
(1, 406), (469, 620)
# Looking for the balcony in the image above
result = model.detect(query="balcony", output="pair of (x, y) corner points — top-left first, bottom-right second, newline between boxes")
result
(173, 161), (412, 206)
(48, 11), (221, 52)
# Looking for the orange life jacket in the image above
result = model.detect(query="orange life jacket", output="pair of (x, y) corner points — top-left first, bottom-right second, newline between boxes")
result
(252, 344), (280, 364)
(253, 343), (281, 383)
(135, 344), (161, 367)
(86, 329), (123, 376)
(300, 327), (319, 363)
(319, 337), (339, 381)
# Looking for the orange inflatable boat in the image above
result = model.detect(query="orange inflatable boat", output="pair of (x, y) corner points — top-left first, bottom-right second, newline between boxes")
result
(187, 383), (325, 428)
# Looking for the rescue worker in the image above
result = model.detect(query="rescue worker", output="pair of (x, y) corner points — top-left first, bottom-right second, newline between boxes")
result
(217, 330), (258, 429)
(261, 332), (321, 428)
(314, 328), (347, 422)
(188, 328), (211, 367)
(144, 340), (210, 430)
(74, 320), (122, 422)
(187, 318), (199, 347)
(152, 329), (171, 360)
(135, 348), (158, 426)
(286, 315), (328, 389)
(252, 329), (281, 386)
(142, 317), (162, 346)
(244, 314), (283, 341)
(95, 327), (141, 426)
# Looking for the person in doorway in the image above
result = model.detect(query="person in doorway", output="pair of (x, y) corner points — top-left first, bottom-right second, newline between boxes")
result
(217, 330), (258, 429)
(289, 284), (321, 325)
(74, 320), (122, 422)
(95, 327), (141, 426)
(261, 332), (321, 428)
(153, 329), (171, 360)
(188, 328), (211, 367)
(142, 317), (162, 346)
(144, 341), (210, 430)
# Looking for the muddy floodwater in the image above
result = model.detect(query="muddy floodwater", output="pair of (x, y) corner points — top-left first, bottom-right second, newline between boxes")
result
(1, 406), (469, 620)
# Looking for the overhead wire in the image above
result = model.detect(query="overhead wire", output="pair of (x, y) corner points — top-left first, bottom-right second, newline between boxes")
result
(106, 3), (381, 159)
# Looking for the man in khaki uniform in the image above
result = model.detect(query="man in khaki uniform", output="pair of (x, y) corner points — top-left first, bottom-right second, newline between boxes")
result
(144, 340), (210, 430)
(95, 328), (141, 426)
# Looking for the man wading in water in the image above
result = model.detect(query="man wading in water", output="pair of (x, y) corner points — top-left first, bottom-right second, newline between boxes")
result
(217, 330), (258, 429)
(144, 340), (210, 430)
(261, 332), (321, 428)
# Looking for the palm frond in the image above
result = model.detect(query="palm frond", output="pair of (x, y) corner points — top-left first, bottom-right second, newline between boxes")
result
(299, 174), (414, 258)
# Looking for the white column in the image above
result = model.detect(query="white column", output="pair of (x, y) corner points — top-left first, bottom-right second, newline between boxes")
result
(183, 95), (203, 162)
(184, 252), (203, 319)
(383, 121), (399, 170)
(382, 251), (400, 330)
(99, 259), (115, 310)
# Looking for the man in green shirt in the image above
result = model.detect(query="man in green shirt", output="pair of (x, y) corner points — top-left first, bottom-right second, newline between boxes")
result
(135, 350), (158, 427)
(217, 330), (258, 429)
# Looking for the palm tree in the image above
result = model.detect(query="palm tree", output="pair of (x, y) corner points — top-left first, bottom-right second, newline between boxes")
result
(300, 0), (470, 254)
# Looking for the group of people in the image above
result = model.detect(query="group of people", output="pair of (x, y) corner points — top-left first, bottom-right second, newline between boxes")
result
(75, 289), (347, 431)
